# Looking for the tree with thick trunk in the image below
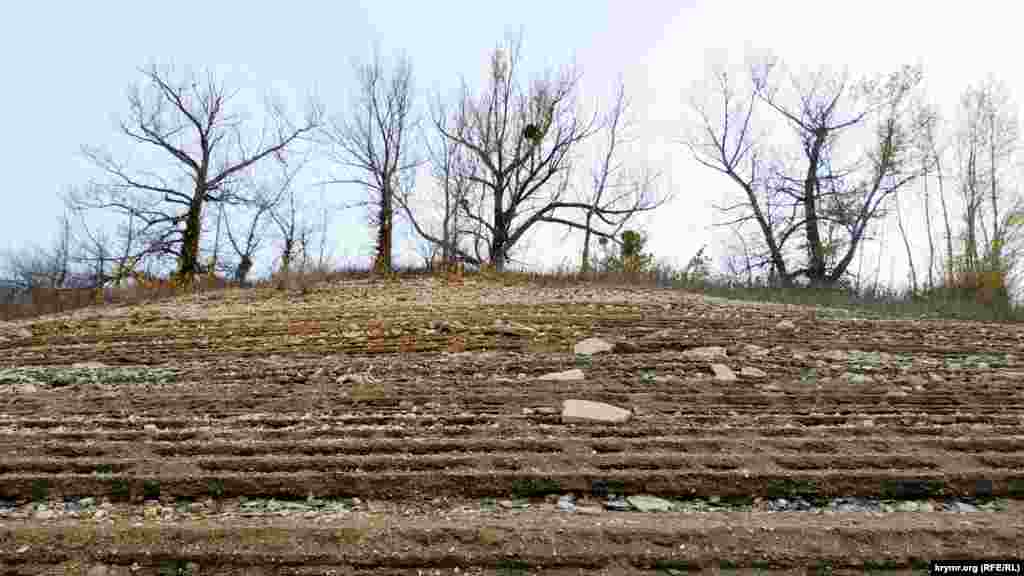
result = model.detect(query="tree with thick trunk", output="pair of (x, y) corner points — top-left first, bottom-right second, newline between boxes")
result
(321, 52), (417, 275)
(690, 59), (925, 289)
(396, 35), (667, 272)
(71, 65), (320, 286)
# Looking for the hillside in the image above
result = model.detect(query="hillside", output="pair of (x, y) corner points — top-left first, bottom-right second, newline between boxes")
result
(0, 275), (1022, 575)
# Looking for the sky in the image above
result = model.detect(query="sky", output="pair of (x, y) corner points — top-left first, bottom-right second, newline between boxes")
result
(2, 0), (1023, 297)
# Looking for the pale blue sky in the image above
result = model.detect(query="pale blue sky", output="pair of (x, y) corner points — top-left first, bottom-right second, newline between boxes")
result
(3, 1), (1022, 293)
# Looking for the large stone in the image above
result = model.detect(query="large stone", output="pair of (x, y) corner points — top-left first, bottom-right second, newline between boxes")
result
(539, 368), (586, 381)
(682, 346), (727, 361)
(740, 366), (767, 378)
(561, 399), (631, 424)
(710, 364), (737, 382)
(573, 337), (614, 355)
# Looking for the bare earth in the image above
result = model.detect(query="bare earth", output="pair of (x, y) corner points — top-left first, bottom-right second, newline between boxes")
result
(0, 276), (1022, 575)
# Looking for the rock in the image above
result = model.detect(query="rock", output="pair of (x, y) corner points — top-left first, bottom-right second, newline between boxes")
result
(627, 495), (673, 512)
(824, 350), (848, 361)
(430, 319), (452, 333)
(338, 373), (365, 385)
(653, 375), (681, 383)
(682, 346), (727, 361)
(72, 361), (108, 369)
(539, 368), (586, 381)
(144, 424), (158, 432)
(489, 319), (537, 336)
(740, 366), (767, 378)
(35, 508), (54, 520)
(562, 399), (631, 424)
(14, 383), (38, 394)
(953, 501), (979, 513)
(16, 328), (32, 339)
(905, 375), (928, 387)
(760, 383), (782, 392)
(743, 344), (769, 357)
(557, 494), (576, 512)
(710, 364), (737, 382)
(573, 337), (613, 355)
(575, 505), (604, 515)
(605, 496), (631, 511)
(776, 319), (796, 330)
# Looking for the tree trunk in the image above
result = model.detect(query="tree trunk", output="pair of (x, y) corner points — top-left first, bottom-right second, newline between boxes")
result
(177, 199), (205, 282)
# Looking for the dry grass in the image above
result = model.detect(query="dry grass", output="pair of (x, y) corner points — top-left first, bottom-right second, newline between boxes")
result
(3, 257), (1021, 324)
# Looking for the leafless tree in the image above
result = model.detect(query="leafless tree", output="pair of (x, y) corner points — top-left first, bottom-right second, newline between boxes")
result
(262, 155), (313, 287)
(421, 97), (477, 271)
(689, 58), (925, 289)
(0, 213), (73, 291)
(577, 79), (660, 274)
(69, 65), (321, 285)
(396, 35), (666, 272)
(320, 51), (417, 275)
(950, 78), (1020, 277)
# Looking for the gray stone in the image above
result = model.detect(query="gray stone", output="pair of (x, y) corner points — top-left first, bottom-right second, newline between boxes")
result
(743, 344), (769, 357)
(740, 366), (767, 378)
(776, 319), (796, 330)
(573, 337), (614, 355)
(561, 399), (631, 424)
(557, 494), (576, 512)
(605, 496), (631, 511)
(627, 495), (673, 512)
(710, 363), (737, 382)
(540, 368), (586, 381)
(953, 501), (979, 513)
(682, 346), (727, 361)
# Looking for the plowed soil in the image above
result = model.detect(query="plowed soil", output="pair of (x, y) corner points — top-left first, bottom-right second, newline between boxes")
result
(0, 276), (1022, 575)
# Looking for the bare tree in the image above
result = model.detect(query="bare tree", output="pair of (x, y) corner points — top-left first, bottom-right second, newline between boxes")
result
(0, 213), (73, 291)
(397, 35), (666, 272)
(689, 59), (925, 289)
(263, 155), (313, 287)
(221, 198), (276, 286)
(70, 65), (320, 285)
(422, 97), (477, 271)
(578, 79), (660, 274)
(321, 51), (417, 275)
(950, 78), (1019, 280)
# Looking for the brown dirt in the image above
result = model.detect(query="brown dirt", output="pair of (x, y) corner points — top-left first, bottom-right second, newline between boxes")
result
(0, 276), (1022, 574)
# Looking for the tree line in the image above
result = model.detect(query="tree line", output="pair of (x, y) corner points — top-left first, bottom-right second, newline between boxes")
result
(3, 36), (1022, 309)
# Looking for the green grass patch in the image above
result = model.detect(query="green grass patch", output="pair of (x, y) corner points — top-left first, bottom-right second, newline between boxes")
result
(110, 478), (131, 500)
(207, 479), (225, 498)
(880, 479), (944, 499)
(765, 478), (820, 500)
(143, 479), (161, 499)
(1008, 478), (1024, 497)
(31, 479), (49, 502)
(510, 477), (561, 498)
